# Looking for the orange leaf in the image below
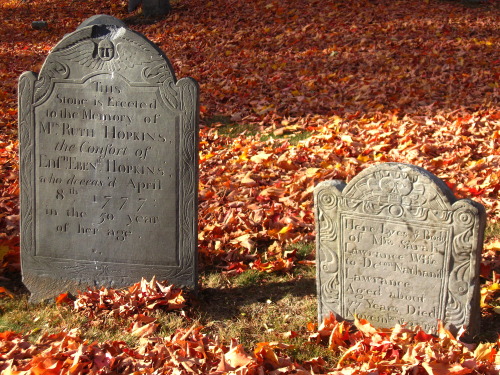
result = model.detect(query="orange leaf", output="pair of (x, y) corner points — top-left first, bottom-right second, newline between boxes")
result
(0, 286), (14, 298)
(225, 341), (254, 368)
(55, 292), (74, 305)
(422, 362), (473, 375)
(130, 322), (158, 337)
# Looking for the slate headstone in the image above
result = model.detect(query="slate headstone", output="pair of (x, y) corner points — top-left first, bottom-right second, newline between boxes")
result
(19, 16), (199, 301)
(32, 21), (48, 30)
(314, 163), (485, 336)
(77, 15), (127, 29)
(128, 0), (171, 17)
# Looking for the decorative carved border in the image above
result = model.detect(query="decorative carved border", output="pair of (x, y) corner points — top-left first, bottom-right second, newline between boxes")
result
(314, 163), (485, 335)
(19, 24), (199, 299)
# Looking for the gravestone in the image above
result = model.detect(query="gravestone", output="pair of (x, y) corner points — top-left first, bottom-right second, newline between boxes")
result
(77, 15), (127, 29)
(18, 16), (199, 301)
(128, 0), (171, 17)
(314, 163), (485, 336)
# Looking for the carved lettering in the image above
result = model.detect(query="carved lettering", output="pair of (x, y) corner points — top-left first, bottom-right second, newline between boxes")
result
(56, 93), (88, 105)
(62, 123), (95, 137)
(39, 121), (59, 134)
(104, 125), (166, 142)
(20, 17), (199, 302)
(315, 163), (484, 336)
(77, 223), (99, 235)
(34, 78), (173, 262)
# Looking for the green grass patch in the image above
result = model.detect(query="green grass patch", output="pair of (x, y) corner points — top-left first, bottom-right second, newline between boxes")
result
(0, 264), (324, 362)
(205, 115), (233, 127)
(0, 296), (87, 340)
(197, 270), (323, 359)
(260, 130), (313, 145)
(204, 115), (314, 145)
(233, 269), (267, 287)
(289, 242), (315, 260)
(205, 115), (258, 137)
(485, 221), (500, 239)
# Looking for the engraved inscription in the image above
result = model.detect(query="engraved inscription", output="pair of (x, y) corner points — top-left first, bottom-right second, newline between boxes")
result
(314, 163), (485, 336)
(341, 215), (449, 332)
(34, 76), (177, 265)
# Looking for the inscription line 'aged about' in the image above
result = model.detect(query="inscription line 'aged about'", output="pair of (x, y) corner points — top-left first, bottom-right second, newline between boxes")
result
(314, 163), (485, 337)
(19, 15), (199, 301)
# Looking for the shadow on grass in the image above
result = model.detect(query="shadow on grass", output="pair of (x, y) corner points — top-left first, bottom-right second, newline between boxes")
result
(195, 276), (316, 322)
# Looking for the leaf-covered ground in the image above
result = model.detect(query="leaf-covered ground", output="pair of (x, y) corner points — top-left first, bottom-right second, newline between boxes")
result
(1, 278), (499, 374)
(0, 0), (499, 373)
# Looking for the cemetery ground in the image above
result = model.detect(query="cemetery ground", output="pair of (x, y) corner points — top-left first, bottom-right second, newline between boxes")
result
(0, 0), (499, 373)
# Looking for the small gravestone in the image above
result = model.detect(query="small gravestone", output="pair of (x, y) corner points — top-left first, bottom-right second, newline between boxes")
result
(19, 16), (199, 301)
(314, 163), (485, 336)
(128, 0), (171, 17)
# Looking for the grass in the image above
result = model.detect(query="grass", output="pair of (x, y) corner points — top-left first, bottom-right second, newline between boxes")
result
(1, 233), (498, 364)
(204, 114), (314, 145)
(0, 260), (334, 363)
(196, 267), (338, 362)
(205, 115), (258, 138)
(485, 221), (500, 239)
(260, 130), (314, 146)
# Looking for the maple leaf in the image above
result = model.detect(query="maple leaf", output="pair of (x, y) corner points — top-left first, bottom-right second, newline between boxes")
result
(224, 340), (254, 368)
(1, 1), (500, 373)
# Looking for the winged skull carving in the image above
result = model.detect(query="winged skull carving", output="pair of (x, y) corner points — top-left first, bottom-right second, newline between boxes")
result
(53, 36), (165, 73)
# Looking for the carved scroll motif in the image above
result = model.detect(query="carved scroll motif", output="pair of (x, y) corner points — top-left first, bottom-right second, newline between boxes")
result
(19, 20), (199, 300)
(315, 185), (341, 314)
(314, 163), (485, 336)
(446, 202), (481, 326)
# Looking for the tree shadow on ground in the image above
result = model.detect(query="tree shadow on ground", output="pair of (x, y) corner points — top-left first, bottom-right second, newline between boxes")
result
(194, 274), (500, 344)
(194, 276), (317, 322)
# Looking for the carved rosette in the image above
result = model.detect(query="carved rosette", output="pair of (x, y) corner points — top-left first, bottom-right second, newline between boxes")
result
(19, 21), (199, 300)
(340, 164), (455, 223)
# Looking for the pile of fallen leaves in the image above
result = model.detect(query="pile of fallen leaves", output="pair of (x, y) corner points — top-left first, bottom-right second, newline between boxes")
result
(1, 279), (499, 374)
(198, 111), (500, 273)
(308, 313), (500, 374)
(1, 310), (499, 374)
(54, 278), (186, 338)
(69, 277), (186, 319)
(0, 0), (499, 276)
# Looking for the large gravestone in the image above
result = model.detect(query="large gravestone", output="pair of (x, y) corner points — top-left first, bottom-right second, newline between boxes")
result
(314, 163), (485, 336)
(18, 16), (199, 301)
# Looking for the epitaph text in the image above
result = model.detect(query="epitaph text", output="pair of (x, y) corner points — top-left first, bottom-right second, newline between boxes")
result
(315, 163), (485, 336)
(19, 19), (199, 301)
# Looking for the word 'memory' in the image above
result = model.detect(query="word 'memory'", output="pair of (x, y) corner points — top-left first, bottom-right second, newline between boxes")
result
(82, 109), (132, 124)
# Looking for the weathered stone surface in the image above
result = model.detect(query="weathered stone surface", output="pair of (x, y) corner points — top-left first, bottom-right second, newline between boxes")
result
(19, 16), (199, 302)
(128, 0), (171, 16)
(314, 163), (485, 336)
(32, 21), (48, 30)
(77, 15), (126, 29)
